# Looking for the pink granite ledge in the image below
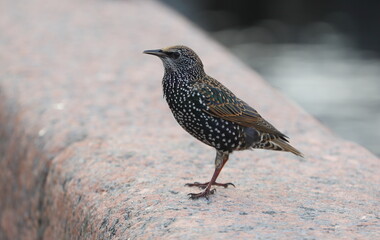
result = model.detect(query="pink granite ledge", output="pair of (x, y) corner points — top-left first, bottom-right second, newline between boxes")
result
(0, 0), (379, 239)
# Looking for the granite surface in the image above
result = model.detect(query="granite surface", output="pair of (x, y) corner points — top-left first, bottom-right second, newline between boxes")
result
(0, 0), (379, 239)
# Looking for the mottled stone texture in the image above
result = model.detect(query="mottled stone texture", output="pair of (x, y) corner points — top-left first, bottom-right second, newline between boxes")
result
(0, 0), (379, 239)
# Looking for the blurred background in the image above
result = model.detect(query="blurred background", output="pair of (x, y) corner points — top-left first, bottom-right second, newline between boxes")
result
(160, 0), (380, 156)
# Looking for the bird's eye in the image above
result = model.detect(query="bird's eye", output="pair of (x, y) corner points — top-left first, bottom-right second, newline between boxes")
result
(168, 51), (180, 59)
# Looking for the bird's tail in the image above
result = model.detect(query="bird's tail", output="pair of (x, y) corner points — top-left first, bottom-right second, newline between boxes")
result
(270, 138), (304, 157)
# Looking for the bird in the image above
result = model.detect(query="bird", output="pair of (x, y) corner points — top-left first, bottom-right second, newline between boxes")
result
(143, 45), (303, 200)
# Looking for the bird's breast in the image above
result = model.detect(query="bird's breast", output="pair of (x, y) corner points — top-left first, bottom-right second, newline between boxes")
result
(163, 82), (248, 152)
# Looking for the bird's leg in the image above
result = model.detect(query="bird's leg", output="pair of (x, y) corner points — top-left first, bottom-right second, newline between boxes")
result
(186, 151), (234, 189)
(188, 151), (230, 200)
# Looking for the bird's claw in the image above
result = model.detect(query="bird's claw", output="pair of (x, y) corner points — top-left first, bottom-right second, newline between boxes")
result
(220, 182), (235, 188)
(185, 182), (205, 188)
(185, 181), (235, 189)
(188, 188), (216, 200)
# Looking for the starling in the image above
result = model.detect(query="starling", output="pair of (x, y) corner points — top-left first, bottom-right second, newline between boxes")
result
(144, 45), (303, 199)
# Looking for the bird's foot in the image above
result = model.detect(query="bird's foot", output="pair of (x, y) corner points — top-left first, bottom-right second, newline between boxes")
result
(185, 181), (235, 189)
(188, 188), (216, 200)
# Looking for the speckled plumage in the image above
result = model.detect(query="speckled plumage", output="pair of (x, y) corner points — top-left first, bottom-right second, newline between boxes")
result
(144, 45), (303, 199)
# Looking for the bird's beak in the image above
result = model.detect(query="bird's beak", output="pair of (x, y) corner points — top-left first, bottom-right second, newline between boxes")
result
(143, 49), (166, 57)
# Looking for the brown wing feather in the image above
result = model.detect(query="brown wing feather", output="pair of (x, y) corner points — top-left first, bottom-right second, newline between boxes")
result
(208, 101), (287, 138)
(196, 76), (288, 139)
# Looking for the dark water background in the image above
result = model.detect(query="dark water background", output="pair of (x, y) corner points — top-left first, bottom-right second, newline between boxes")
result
(161, 0), (380, 157)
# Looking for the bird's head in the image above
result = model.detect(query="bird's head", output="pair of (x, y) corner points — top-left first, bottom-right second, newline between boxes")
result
(143, 45), (204, 75)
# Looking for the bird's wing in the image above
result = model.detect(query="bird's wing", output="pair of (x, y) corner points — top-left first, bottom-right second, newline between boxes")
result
(196, 80), (288, 138)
